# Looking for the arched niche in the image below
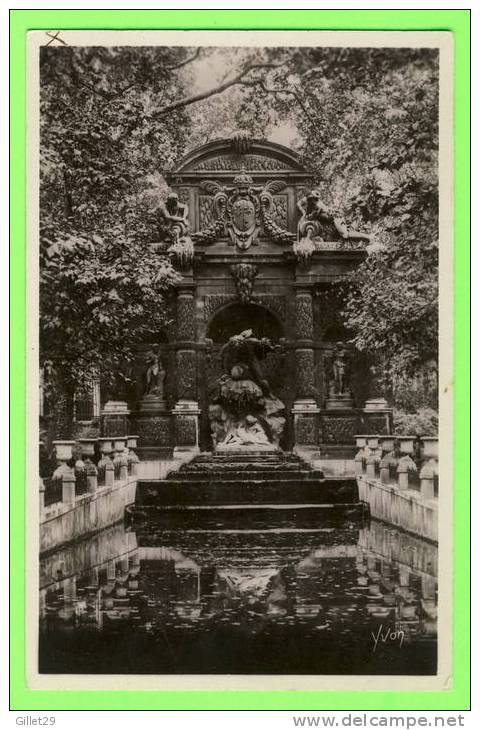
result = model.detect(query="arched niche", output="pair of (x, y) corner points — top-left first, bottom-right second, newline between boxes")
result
(204, 302), (288, 425)
(207, 302), (284, 344)
(320, 324), (372, 409)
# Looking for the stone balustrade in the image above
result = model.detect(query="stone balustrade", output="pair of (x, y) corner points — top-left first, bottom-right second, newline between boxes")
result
(39, 434), (195, 553)
(41, 435), (141, 512)
(354, 434), (438, 497)
(39, 435), (143, 554)
(355, 434), (438, 542)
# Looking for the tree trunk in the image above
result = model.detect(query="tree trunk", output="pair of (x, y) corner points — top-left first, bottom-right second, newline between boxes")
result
(50, 371), (76, 439)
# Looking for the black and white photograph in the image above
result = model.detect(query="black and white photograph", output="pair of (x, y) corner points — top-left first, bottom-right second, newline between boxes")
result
(28, 30), (453, 690)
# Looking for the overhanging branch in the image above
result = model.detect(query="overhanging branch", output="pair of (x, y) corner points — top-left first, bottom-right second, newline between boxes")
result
(151, 61), (285, 118)
(165, 48), (202, 70)
(241, 78), (318, 128)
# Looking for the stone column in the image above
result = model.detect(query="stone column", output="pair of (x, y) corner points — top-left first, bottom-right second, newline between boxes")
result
(78, 438), (98, 493)
(52, 440), (76, 505)
(420, 461), (436, 500)
(292, 285), (319, 450)
(126, 435), (140, 476)
(173, 283), (200, 456)
(97, 438), (114, 487)
(362, 362), (393, 434)
(101, 400), (130, 438)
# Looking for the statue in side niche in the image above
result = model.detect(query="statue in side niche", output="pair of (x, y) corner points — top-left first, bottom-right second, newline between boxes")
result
(325, 342), (354, 410)
(332, 342), (350, 395)
(297, 189), (371, 244)
(140, 350), (166, 410)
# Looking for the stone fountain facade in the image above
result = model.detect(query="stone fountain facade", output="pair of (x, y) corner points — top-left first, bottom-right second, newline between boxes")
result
(100, 135), (392, 455)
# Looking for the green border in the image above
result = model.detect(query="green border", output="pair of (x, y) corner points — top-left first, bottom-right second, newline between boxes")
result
(10, 9), (470, 711)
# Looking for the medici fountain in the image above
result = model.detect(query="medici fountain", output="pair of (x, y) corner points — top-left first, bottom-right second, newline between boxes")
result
(39, 136), (437, 677)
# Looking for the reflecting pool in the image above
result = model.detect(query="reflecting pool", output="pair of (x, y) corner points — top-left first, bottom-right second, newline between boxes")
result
(39, 516), (437, 675)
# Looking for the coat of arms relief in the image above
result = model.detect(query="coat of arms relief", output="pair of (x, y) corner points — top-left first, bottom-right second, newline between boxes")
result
(193, 169), (295, 249)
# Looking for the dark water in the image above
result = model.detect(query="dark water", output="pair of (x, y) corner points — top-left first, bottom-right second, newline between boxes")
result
(39, 516), (437, 675)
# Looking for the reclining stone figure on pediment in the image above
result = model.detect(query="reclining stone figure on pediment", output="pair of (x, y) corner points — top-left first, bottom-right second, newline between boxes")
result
(294, 188), (371, 263)
(297, 189), (371, 245)
(154, 191), (194, 268)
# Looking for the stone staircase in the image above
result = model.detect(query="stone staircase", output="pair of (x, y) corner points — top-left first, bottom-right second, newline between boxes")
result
(131, 451), (367, 530)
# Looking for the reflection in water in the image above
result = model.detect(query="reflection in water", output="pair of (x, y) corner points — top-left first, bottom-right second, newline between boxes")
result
(39, 519), (437, 675)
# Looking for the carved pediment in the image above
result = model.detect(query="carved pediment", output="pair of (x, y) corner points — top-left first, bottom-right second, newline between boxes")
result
(170, 137), (305, 177)
(163, 137), (370, 258)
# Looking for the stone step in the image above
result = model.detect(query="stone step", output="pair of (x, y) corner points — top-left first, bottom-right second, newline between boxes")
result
(181, 459), (305, 467)
(136, 478), (358, 506)
(187, 466), (304, 473)
(193, 453), (301, 462)
(171, 469), (324, 482)
(133, 524), (363, 552)
(128, 502), (367, 531)
(189, 460), (304, 468)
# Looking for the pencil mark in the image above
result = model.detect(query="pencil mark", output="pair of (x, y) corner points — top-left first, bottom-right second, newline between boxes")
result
(45, 31), (67, 47)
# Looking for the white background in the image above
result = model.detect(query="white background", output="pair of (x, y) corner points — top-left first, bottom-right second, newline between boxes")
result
(1, 0), (476, 726)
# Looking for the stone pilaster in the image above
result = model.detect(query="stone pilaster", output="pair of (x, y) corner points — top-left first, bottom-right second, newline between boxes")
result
(100, 400), (130, 438)
(362, 364), (393, 435)
(173, 282), (200, 455)
(175, 285), (198, 401)
(172, 401), (201, 457)
(175, 349), (197, 400)
(292, 285), (319, 449)
(361, 361), (392, 433)
(176, 289), (196, 342)
(293, 287), (316, 399)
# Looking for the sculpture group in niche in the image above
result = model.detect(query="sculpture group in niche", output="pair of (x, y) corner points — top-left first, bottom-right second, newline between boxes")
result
(208, 329), (286, 451)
